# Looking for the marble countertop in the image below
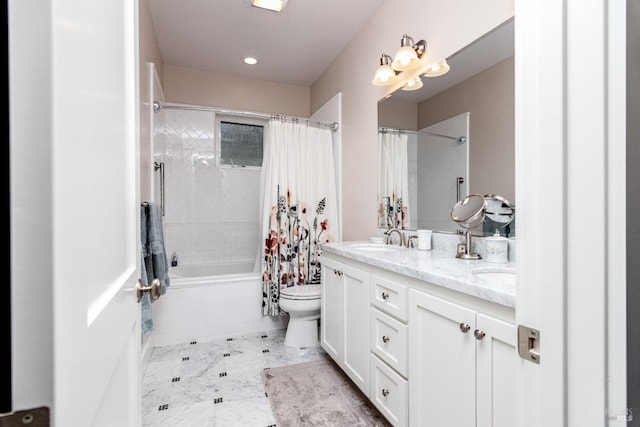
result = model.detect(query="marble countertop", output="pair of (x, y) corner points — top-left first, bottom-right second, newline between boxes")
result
(321, 241), (516, 308)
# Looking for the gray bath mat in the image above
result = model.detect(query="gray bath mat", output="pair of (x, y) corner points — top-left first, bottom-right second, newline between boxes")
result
(261, 358), (391, 427)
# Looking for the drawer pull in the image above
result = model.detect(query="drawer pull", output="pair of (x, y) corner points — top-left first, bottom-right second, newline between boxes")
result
(382, 335), (390, 343)
(381, 388), (390, 397)
(459, 323), (471, 333)
(474, 329), (486, 340)
(381, 292), (389, 300)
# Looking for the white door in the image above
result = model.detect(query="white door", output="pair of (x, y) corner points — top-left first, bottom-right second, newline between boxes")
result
(408, 290), (476, 427)
(9, 1), (142, 426)
(515, 1), (627, 425)
(321, 257), (344, 360)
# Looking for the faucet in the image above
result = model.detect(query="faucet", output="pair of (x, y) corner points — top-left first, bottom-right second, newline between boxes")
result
(384, 227), (405, 247)
(406, 234), (418, 248)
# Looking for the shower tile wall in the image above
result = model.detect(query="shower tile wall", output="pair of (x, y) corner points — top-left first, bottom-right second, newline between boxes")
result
(159, 109), (261, 266)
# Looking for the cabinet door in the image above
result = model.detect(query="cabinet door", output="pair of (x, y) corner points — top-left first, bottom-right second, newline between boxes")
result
(320, 258), (344, 360)
(408, 289), (476, 427)
(475, 313), (517, 427)
(343, 263), (371, 394)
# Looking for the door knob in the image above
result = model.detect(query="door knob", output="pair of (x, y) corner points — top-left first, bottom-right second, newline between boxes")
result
(137, 278), (161, 303)
(459, 323), (471, 333)
(474, 329), (486, 340)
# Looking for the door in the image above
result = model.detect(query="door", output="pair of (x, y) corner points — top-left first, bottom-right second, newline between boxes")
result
(475, 314), (517, 427)
(408, 290), (476, 427)
(342, 263), (370, 394)
(321, 258), (344, 359)
(515, 1), (627, 425)
(9, 0), (142, 426)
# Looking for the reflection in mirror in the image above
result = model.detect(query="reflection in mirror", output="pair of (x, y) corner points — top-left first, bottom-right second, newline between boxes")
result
(482, 194), (515, 237)
(377, 113), (469, 231)
(377, 18), (515, 236)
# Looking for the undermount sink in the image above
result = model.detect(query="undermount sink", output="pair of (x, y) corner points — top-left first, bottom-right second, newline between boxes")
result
(472, 269), (516, 285)
(349, 243), (401, 253)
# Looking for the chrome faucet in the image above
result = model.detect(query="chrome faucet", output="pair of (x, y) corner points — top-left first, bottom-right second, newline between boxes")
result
(384, 227), (405, 247)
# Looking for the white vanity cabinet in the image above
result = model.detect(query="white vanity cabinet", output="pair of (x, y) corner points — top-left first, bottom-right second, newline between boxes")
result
(408, 289), (517, 427)
(320, 248), (517, 427)
(320, 256), (370, 395)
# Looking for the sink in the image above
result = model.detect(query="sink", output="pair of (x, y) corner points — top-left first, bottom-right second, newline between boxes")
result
(349, 243), (401, 253)
(472, 269), (516, 285)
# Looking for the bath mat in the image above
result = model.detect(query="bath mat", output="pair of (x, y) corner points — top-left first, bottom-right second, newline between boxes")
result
(261, 358), (391, 427)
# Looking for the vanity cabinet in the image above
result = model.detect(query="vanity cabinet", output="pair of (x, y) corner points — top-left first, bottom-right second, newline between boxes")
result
(320, 257), (370, 395)
(320, 249), (516, 427)
(408, 289), (517, 427)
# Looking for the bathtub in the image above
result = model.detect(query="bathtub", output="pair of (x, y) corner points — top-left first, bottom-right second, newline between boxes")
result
(150, 261), (289, 347)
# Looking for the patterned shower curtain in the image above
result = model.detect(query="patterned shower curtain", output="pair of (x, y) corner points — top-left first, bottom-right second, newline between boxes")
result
(378, 132), (410, 229)
(260, 120), (339, 316)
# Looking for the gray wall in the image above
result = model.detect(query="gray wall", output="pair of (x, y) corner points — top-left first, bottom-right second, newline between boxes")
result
(628, 0), (640, 421)
(417, 57), (515, 204)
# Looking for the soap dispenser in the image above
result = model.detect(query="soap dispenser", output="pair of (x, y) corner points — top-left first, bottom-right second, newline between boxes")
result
(485, 229), (508, 263)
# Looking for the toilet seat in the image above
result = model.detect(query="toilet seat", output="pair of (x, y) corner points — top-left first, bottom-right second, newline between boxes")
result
(280, 284), (321, 300)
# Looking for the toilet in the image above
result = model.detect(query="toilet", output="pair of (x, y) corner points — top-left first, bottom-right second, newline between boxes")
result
(279, 284), (322, 348)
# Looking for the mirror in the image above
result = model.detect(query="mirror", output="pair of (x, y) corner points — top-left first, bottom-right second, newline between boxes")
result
(451, 194), (486, 229)
(482, 194), (515, 237)
(377, 18), (515, 236)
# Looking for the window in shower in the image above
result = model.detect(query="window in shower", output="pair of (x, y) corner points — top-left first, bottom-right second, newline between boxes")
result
(217, 116), (265, 168)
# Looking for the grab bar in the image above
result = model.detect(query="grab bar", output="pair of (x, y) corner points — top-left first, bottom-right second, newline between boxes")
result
(456, 176), (465, 202)
(154, 161), (165, 216)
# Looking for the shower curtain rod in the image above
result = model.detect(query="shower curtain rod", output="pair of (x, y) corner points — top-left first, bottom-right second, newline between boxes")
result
(378, 127), (466, 144)
(153, 101), (339, 131)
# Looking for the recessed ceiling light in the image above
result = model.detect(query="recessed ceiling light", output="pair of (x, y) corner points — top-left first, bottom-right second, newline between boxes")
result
(243, 57), (258, 65)
(252, 0), (288, 12)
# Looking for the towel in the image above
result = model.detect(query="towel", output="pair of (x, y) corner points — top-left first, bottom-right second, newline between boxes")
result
(140, 202), (170, 338)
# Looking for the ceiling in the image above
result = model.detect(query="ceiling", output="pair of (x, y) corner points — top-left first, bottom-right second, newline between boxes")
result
(147, 0), (387, 87)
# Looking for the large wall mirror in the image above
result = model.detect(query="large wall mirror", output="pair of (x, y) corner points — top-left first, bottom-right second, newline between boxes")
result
(377, 18), (515, 236)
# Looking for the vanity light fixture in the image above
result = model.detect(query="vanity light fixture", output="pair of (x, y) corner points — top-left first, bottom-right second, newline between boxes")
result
(391, 34), (427, 71)
(401, 77), (423, 91)
(424, 59), (450, 77)
(371, 54), (399, 86)
(252, 0), (288, 12)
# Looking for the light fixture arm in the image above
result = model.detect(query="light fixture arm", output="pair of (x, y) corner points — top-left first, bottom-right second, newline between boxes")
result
(400, 34), (426, 59)
(379, 53), (394, 67)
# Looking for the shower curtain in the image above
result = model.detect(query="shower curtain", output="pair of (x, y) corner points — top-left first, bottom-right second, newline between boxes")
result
(260, 120), (339, 316)
(378, 132), (410, 229)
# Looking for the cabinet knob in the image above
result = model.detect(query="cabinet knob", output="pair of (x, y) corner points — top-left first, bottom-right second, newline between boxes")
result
(459, 323), (471, 333)
(381, 292), (389, 300)
(381, 389), (390, 397)
(474, 329), (486, 340)
(382, 335), (390, 343)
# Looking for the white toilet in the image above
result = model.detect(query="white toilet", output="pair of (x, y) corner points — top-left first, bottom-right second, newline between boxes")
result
(279, 284), (322, 348)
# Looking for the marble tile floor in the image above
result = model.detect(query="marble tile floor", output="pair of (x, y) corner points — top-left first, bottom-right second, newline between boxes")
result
(142, 329), (329, 427)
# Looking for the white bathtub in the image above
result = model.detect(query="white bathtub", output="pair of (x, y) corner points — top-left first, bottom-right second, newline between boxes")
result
(169, 261), (257, 284)
(150, 261), (288, 346)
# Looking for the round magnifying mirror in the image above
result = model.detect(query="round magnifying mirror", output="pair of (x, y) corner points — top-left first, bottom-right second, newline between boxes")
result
(483, 194), (514, 231)
(451, 194), (486, 229)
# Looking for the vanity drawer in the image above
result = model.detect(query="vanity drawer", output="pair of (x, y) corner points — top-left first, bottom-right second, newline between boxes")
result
(370, 353), (408, 427)
(371, 308), (408, 377)
(371, 274), (408, 321)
